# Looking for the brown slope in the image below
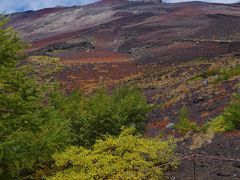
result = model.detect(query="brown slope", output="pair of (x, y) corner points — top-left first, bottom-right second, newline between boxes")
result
(8, 0), (240, 126)
(8, 1), (240, 64)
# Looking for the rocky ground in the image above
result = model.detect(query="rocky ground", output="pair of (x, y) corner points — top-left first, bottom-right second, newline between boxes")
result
(9, 1), (240, 63)
(172, 132), (240, 180)
(8, 1), (240, 179)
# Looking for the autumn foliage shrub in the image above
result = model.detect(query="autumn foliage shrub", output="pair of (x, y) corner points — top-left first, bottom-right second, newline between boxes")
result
(49, 128), (178, 180)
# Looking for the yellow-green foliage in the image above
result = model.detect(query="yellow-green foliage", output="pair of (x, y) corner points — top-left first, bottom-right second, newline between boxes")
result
(26, 56), (64, 78)
(197, 63), (240, 83)
(29, 56), (60, 62)
(175, 107), (197, 134)
(206, 92), (240, 133)
(207, 115), (235, 133)
(214, 65), (240, 83)
(49, 128), (178, 180)
(224, 93), (240, 129)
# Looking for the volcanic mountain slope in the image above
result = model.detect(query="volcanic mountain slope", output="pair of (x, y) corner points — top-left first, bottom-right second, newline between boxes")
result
(8, 0), (240, 123)
(8, 1), (240, 179)
(9, 1), (240, 63)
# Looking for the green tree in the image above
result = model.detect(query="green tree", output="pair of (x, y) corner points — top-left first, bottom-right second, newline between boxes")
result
(56, 87), (152, 147)
(0, 16), (71, 179)
(49, 128), (178, 180)
(0, 15), (24, 68)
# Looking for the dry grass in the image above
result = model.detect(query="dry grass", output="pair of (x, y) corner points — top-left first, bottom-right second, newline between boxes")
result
(190, 130), (215, 150)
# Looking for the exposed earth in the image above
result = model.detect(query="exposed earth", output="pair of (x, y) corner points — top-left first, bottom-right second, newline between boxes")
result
(8, 0), (240, 179)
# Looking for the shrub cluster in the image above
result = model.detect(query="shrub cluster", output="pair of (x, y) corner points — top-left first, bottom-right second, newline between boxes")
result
(55, 87), (152, 147)
(207, 93), (240, 133)
(197, 64), (240, 84)
(49, 128), (178, 180)
(1, 16), (169, 179)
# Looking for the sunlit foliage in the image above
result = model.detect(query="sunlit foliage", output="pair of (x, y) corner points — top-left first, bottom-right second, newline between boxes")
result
(49, 128), (178, 180)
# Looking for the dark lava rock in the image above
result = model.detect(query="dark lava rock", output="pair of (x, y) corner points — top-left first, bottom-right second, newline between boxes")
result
(233, 162), (240, 169)
(172, 134), (240, 180)
(216, 172), (230, 177)
(31, 41), (95, 56)
(193, 96), (204, 104)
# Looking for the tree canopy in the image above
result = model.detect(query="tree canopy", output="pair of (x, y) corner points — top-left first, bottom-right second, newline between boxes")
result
(0, 16), (71, 179)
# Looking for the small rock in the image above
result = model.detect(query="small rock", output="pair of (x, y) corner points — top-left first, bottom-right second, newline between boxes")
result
(216, 172), (230, 177)
(193, 96), (204, 104)
(233, 174), (238, 177)
(199, 163), (207, 168)
(203, 80), (208, 86)
(207, 139), (212, 144)
(166, 123), (175, 130)
(233, 162), (240, 168)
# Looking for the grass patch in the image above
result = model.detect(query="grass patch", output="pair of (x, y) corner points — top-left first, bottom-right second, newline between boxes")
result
(207, 115), (235, 133)
(190, 129), (215, 149)
(214, 64), (240, 83)
(175, 107), (198, 135)
(25, 56), (65, 78)
(206, 92), (240, 133)
(195, 64), (240, 84)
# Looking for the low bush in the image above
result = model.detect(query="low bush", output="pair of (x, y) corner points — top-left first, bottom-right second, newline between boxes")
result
(207, 93), (240, 133)
(175, 107), (197, 134)
(207, 115), (235, 133)
(54, 87), (152, 147)
(214, 65), (240, 83)
(197, 64), (240, 84)
(223, 93), (240, 129)
(49, 128), (178, 180)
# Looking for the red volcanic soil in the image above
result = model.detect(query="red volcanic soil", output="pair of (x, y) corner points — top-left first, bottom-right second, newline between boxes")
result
(61, 50), (131, 64)
(11, 1), (240, 65)
(8, 7), (69, 28)
(59, 61), (142, 92)
(16, 1), (239, 123)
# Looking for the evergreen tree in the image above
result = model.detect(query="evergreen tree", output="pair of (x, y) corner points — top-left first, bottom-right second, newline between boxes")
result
(0, 16), (71, 179)
(56, 87), (152, 147)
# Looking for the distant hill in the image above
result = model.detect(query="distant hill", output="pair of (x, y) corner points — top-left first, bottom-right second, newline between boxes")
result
(8, 0), (240, 64)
